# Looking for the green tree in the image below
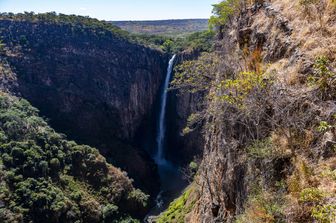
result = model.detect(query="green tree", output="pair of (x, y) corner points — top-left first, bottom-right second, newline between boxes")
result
(161, 39), (174, 53)
(209, 0), (240, 29)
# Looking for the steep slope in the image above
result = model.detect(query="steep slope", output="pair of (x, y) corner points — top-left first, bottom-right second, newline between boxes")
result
(0, 13), (169, 195)
(0, 92), (148, 222)
(159, 0), (336, 222)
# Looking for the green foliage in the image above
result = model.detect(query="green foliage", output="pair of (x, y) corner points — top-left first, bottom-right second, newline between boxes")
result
(182, 113), (204, 136)
(299, 188), (325, 203)
(317, 121), (332, 133)
(127, 189), (149, 208)
(320, 168), (336, 181)
(134, 30), (214, 53)
(161, 39), (174, 53)
(157, 187), (196, 223)
(189, 161), (198, 171)
(209, 0), (240, 29)
(177, 30), (215, 52)
(0, 12), (212, 54)
(311, 204), (336, 223)
(172, 52), (218, 93)
(308, 56), (336, 100)
(0, 92), (146, 222)
(246, 138), (275, 159)
(217, 70), (270, 108)
(102, 204), (119, 221)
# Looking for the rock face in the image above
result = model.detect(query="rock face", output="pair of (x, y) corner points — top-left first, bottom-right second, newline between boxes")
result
(0, 18), (169, 195)
(188, 2), (329, 222)
(166, 51), (205, 165)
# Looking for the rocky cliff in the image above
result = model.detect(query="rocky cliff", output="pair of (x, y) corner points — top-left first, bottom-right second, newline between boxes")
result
(190, 1), (336, 222)
(159, 0), (336, 222)
(0, 15), (169, 195)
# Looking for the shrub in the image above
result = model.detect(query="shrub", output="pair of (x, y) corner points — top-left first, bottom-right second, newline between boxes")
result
(182, 113), (204, 136)
(308, 56), (336, 99)
(128, 189), (149, 208)
(317, 121), (332, 133)
(311, 204), (336, 223)
(299, 188), (325, 203)
(246, 138), (275, 159)
(217, 70), (270, 108)
(102, 204), (118, 220)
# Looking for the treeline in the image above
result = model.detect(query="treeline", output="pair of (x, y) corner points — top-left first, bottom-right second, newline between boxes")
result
(0, 12), (129, 39)
(0, 12), (214, 54)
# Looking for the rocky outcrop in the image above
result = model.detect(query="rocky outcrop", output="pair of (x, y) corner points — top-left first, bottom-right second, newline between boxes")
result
(0, 18), (169, 195)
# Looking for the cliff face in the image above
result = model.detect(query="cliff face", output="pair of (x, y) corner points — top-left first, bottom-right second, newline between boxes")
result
(166, 51), (205, 165)
(193, 5), (299, 220)
(178, 1), (336, 222)
(0, 18), (169, 194)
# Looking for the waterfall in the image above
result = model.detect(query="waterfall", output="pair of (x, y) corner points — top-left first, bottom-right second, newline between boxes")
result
(155, 54), (176, 164)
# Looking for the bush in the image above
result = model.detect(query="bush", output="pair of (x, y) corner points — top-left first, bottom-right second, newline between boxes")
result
(102, 204), (118, 220)
(246, 138), (275, 159)
(299, 188), (325, 203)
(217, 70), (270, 108)
(308, 56), (336, 99)
(127, 189), (149, 208)
(311, 204), (336, 223)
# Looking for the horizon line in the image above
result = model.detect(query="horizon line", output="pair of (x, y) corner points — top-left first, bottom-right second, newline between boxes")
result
(111, 18), (209, 22)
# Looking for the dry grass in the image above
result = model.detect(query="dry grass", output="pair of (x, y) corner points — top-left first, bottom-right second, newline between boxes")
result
(273, 0), (336, 60)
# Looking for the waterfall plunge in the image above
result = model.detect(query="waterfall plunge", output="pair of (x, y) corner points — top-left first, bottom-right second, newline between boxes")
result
(155, 54), (176, 164)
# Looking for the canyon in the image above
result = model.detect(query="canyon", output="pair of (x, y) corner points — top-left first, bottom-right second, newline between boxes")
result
(0, 14), (200, 221)
(0, 0), (336, 222)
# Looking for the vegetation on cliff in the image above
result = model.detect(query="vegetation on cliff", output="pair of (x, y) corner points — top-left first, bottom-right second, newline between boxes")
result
(162, 0), (336, 222)
(0, 92), (148, 222)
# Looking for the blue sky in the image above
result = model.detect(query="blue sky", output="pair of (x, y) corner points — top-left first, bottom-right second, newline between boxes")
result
(0, 0), (219, 21)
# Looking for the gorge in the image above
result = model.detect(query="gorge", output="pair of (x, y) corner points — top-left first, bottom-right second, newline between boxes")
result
(0, 12), (196, 222)
(0, 0), (336, 223)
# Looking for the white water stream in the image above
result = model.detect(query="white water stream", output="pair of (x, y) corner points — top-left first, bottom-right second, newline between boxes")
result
(155, 54), (176, 164)
(145, 55), (186, 222)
